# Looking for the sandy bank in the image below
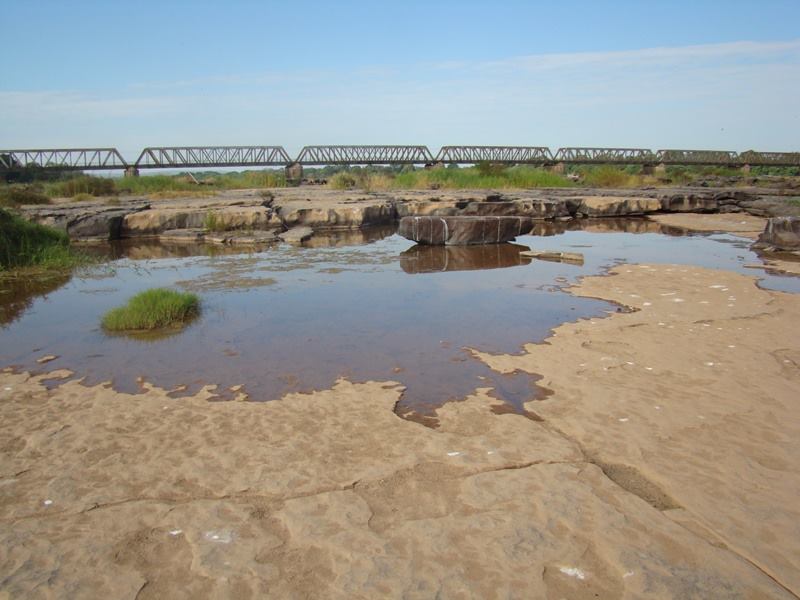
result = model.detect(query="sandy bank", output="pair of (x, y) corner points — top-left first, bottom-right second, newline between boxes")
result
(2, 257), (799, 597)
(473, 263), (800, 597)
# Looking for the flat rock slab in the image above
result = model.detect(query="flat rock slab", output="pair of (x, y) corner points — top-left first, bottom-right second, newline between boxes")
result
(278, 226), (314, 243)
(398, 215), (533, 245)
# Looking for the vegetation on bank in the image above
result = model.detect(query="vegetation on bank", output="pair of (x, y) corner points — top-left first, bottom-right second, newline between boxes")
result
(101, 288), (200, 332)
(1, 163), (798, 204)
(330, 165), (575, 190)
(0, 208), (92, 271)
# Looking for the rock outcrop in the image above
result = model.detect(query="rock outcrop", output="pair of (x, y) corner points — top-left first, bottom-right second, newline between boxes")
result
(571, 196), (661, 217)
(15, 185), (800, 241)
(753, 216), (800, 251)
(398, 215), (533, 245)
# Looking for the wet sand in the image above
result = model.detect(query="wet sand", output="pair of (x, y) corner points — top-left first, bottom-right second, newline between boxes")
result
(2, 225), (800, 597)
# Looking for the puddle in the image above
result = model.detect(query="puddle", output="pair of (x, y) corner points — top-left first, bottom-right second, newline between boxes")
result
(0, 219), (797, 420)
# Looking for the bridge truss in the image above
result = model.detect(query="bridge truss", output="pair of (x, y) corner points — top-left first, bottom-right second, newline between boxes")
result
(0, 148), (128, 171)
(736, 151), (800, 167)
(435, 146), (552, 164)
(134, 146), (292, 169)
(295, 145), (434, 165)
(552, 147), (656, 164)
(655, 149), (740, 166)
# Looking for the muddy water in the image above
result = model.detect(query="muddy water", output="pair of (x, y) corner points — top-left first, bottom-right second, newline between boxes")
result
(1, 219), (797, 420)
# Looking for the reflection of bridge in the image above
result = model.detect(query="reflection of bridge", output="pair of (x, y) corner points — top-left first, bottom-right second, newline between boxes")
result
(2, 145), (799, 175)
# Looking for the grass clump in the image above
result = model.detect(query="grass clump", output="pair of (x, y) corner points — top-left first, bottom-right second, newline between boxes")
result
(0, 208), (91, 270)
(101, 288), (199, 332)
(203, 212), (226, 232)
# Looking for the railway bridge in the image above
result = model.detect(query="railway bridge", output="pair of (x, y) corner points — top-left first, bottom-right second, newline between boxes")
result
(2, 145), (798, 180)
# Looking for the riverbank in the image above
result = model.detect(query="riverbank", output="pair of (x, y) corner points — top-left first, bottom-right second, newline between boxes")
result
(1, 216), (798, 597)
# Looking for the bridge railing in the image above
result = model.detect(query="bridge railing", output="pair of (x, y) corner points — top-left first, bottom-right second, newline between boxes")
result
(435, 146), (552, 164)
(295, 145), (434, 165)
(0, 148), (128, 171)
(552, 147), (656, 164)
(134, 146), (292, 168)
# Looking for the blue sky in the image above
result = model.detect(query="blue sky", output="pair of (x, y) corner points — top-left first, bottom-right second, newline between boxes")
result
(2, 0), (799, 159)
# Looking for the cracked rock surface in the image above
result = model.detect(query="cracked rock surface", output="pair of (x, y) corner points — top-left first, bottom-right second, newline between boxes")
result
(1, 263), (799, 598)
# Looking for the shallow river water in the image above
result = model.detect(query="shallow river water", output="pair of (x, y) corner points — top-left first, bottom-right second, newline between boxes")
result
(1, 219), (797, 419)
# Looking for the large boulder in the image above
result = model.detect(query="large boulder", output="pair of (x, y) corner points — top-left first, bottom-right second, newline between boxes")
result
(753, 216), (800, 251)
(398, 216), (533, 245)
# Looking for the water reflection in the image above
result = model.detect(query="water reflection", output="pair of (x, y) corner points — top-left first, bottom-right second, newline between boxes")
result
(400, 243), (532, 274)
(0, 273), (71, 327)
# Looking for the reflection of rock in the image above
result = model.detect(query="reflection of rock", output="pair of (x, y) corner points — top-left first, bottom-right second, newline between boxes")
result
(398, 216), (533, 245)
(529, 218), (681, 237)
(303, 225), (396, 248)
(521, 250), (584, 265)
(400, 243), (532, 273)
(753, 216), (800, 251)
(159, 229), (206, 243)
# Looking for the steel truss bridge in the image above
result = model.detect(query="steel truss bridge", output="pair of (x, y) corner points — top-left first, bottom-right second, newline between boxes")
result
(2, 145), (799, 172)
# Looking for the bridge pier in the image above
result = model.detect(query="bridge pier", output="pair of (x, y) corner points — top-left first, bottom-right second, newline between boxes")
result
(124, 167), (139, 177)
(741, 164), (751, 174)
(654, 163), (667, 176)
(285, 162), (303, 185)
(547, 162), (566, 174)
(641, 164), (655, 176)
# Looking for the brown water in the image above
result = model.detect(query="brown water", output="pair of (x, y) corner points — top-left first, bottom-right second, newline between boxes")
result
(1, 219), (797, 421)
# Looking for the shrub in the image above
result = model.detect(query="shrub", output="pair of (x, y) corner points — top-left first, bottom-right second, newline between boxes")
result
(329, 172), (358, 190)
(579, 166), (636, 187)
(475, 161), (508, 177)
(48, 176), (116, 198)
(101, 288), (200, 332)
(0, 184), (50, 207)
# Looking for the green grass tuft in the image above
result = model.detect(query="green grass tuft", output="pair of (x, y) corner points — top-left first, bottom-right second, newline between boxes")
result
(101, 288), (200, 332)
(0, 208), (91, 270)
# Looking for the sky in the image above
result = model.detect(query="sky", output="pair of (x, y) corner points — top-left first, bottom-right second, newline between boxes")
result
(1, 0), (799, 160)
